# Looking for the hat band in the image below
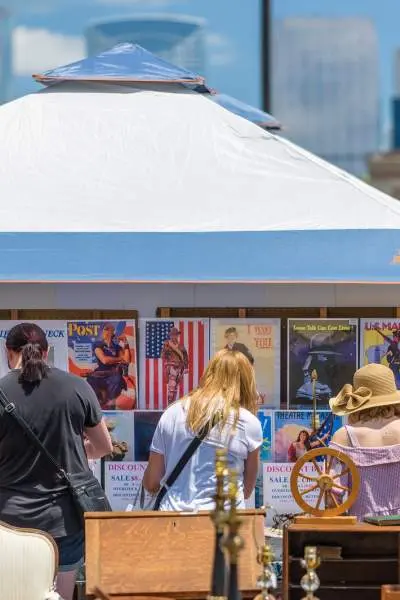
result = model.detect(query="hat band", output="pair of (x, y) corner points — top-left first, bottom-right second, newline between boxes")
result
(331, 383), (372, 413)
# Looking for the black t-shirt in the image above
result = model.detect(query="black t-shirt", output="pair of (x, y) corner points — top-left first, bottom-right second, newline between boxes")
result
(0, 367), (103, 538)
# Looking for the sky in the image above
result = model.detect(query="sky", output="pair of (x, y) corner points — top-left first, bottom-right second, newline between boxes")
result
(4, 0), (400, 141)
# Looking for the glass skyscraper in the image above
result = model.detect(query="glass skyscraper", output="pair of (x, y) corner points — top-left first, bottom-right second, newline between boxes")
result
(272, 17), (379, 176)
(0, 7), (11, 104)
(85, 14), (206, 75)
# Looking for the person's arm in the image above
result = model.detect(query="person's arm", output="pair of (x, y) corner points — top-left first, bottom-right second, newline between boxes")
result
(94, 347), (123, 366)
(143, 452), (166, 494)
(243, 448), (260, 498)
(84, 419), (113, 459)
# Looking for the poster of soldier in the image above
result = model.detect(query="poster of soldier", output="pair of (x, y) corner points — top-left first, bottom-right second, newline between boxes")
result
(360, 319), (400, 388)
(287, 319), (358, 409)
(67, 320), (137, 410)
(210, 319), (281, 408)
(0, 320), (68, 376)
(139, 318), (210, 410)
(102, 410), (134, 462)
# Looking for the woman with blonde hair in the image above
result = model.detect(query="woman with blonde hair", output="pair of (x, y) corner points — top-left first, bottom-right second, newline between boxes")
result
(330, 363), (400, 521)
(143, 349), (263, 511)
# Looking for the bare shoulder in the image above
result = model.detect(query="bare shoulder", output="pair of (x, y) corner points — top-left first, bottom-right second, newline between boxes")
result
(330, 426), (349, 446)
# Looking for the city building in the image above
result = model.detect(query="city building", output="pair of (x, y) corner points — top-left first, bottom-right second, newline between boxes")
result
(272, 17), (379, 176)
(0, 7), (11, 104)
(85, 14), (206, 75)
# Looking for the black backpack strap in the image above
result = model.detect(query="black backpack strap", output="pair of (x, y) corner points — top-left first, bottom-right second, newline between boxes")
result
(153, 411), (222, 510)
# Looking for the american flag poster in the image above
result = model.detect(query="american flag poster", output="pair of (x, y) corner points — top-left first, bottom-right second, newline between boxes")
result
(139, 319), (210, 410)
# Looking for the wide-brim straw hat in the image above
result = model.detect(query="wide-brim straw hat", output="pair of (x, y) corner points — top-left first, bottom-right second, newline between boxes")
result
(329, 363), (400, 417)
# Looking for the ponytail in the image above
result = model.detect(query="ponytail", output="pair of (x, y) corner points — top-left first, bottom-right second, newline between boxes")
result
(19, 342), (48, 384)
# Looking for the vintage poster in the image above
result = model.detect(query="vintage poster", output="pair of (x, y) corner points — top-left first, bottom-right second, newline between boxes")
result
(360, 319), (400, 387)
(274, 410), (342, 463)
(210, 319), (281, 408)
(0, 320), (68, 376)
(257, 409), (273, 462)
(102, 410), (134, 462)
(263, 462), (319, 525)
(104, 461), (147, 511)
(139, 318), (210, 410)
(134, 411), (163, 461)
(67, 320), (137, 410)
(287, 319), (358, 408)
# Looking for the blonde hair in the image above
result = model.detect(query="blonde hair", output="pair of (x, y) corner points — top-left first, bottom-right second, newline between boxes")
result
(348, 404), (400, 424)
(185, 349), (258, 434)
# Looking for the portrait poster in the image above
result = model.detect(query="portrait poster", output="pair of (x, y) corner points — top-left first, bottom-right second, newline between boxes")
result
(210, 319), (281, 408)
(360, 319), (400, 387)
(263, 462), (319, 525)
(102, 410), (134, 462)
(134, 410), (163, 461)
(67, 320), (137, 410)
(0, 320), (68, 376)
(139, 318), (210, 410)
(105, 461), (147, 511)
(287, 319), (358, 408)
(257, 409), (273, 462)
(274, 410), (342, 463)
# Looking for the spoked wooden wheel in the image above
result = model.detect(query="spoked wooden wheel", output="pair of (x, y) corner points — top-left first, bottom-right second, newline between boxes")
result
(290, 447), (360, 517)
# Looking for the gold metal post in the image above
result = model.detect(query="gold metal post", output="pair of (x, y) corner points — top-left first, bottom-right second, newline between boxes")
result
(222, 469), (244, 600)
(208, 449), (229, 600)
(300, 546), (321, 600)
(311, 370), (320, 431)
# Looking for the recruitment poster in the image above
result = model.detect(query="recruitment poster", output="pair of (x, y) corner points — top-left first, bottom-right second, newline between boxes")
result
(263, 462), (319, 525)
(105, 461), (147, 511)
(360, 319), (400, 387)
(67, 320), (137, 410)
(139, 318), (210, 410)
(103, 410), (135, 462)
(287, 319), (358, 408)
(274, 410), (342, 463)
(0, 320), (68, 376)
(134, 411), (163, 461)
(257, 409), (273, 462)
(210, 319), (281, 408)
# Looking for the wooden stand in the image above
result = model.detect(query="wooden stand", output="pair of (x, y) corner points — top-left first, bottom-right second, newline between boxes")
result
(293, 515), (357, 525)
(85, 509), (266, 599)
(284, 522), (400, 600)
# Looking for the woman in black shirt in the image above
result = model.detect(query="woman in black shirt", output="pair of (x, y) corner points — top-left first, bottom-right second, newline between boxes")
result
(0, 323), (112, 600)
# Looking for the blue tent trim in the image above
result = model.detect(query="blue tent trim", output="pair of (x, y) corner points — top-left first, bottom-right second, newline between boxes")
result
(0, 230), (399, 283)
(33, 43), (205, 85)
(211, 93), (281, 130)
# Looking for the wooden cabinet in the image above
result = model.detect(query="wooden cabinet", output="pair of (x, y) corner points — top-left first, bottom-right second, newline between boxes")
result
(283, 523), (400, 600)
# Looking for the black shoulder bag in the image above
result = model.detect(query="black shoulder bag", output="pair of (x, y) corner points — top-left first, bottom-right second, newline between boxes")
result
(0, 386), (111, 524)
(152, 411), (222, 510)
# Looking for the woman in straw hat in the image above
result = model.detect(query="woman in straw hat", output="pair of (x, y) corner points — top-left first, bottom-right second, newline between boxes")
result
(330, 363), (400, 521)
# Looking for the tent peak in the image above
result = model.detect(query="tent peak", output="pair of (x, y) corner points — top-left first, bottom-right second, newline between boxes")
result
(33, 42), (205, 86)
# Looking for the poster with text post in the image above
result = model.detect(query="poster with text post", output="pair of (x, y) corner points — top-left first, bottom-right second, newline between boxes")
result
(263, 462), (319, 525)
(102, 410), (134, 462)
(0, 320), (68, 376)
(274, 410), (342, 463)
(105, 461), (147, 511)
(210, 319), (281, 408)
(139, 318), (209, 410)
(287, 319), (358, 409)
(360, 319), (400, 388)
(67, 320), (137, 410)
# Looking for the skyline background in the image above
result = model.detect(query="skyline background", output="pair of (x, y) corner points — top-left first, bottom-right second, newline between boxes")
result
(2, 0), (400, 175)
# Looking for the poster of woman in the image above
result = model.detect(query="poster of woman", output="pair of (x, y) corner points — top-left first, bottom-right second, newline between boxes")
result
(210, 319), (281, 408)
(360, 319), (400, 388)
(274, 410), (342, 462)
(67, 320), (137, 410)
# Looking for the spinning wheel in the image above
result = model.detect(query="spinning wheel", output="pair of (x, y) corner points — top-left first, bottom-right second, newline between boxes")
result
(290, 447), (360, 517)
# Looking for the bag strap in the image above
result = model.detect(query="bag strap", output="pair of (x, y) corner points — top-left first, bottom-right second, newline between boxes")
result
(153, 411), (222, 510)
(0, 385), (71, 484)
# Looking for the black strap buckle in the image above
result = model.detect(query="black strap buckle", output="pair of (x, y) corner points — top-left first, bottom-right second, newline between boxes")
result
(5, 402), (15, 413)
